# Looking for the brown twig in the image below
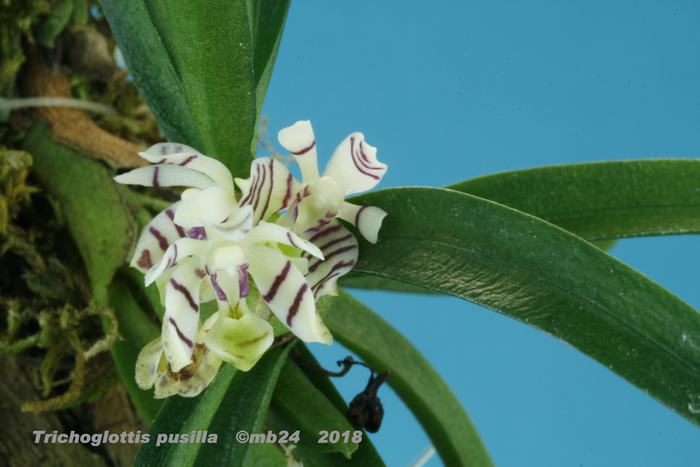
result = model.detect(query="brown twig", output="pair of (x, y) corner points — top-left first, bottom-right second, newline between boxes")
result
(22, 49), (147, 169)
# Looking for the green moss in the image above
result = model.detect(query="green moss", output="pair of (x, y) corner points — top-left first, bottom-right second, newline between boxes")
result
(0, 142), (121, 412)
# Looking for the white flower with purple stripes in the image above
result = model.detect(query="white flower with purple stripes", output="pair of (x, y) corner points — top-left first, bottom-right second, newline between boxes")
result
(273, 120), (389, 298)
(147, 213), (332, 372)
(115, 143), (333, 376)
(115, 121), (389, 395)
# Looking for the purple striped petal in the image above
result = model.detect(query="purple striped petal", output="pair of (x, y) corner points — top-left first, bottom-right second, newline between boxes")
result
(323, 133), (387, 195)
(139, 143), (234, 187)
(302, 220), (359, 298)
(277, 120), (320, 183)
(337, 202), (388, 244)
(163, 260), (205, 371)
(114, 164), (215, 190)
(236, 157), (299, 224)
(144, 238), (208, 286)
(130, 203), (185, 273)
(247, 245), (331, 344)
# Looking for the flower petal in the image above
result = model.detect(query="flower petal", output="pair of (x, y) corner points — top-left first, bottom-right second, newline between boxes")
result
(323, 132), (387, 194)
(144, 237), (208, 286)
(236, 157), (299, 223)
(242, 221), (324, 260)
(278, 120), (320, 183)
(303, 221), (359, 298)
(134, 338), (163, 390)
(139, 143), (233, 186)
(247, 245), (331, 344)
(130, 203), (186, 273)
(207, 205), (254, 241)
(204, 312), (274, 371)
(174, 185), (238, 229)
(337, 202), (388, 244)
(163, 259), (205, 371)
(114, 164), (215, 189)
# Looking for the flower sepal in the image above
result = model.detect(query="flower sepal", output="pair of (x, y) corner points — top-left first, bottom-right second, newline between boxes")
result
(135, 336), (222, 399)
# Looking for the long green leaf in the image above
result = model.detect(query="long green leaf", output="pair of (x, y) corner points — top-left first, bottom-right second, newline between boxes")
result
(319, 292), (493, 467)
(339, 275), (434, 294)
(22, 123), (134, 304)
(350, 187), (700, 426)
(267, 406), (385, 467)
(248, 0), (291, 118)
(450, 159), (700, 241)
(134, 366), (236, 466)
(268, 361), (384, 466)
(100, 1), (200, 151)
(102, 0), (257, 176)
(195, 346), (291, 467)
(135, 346), (289, 466)
(341, 240), (616, 293)
(347, 162), (665, 294)
(271, 359), (360, 459)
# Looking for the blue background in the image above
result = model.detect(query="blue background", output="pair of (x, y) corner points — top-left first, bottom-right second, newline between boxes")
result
(262, 1), (700, 465)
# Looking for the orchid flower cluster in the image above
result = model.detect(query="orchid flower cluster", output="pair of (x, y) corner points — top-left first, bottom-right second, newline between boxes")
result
(115, 121), (388, 398)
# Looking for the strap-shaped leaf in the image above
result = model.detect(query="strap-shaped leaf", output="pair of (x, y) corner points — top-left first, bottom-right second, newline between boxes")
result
(318, 292), (493, 467)
(340, 275), (434, 294)
(102, 0), (257, 176)
(134, 366), (236, 466)
(195, 346), (291, 466)
(347, 161), (684, 293)
(341, 240), (614, 293)
(271, 359), (360, 459)
(450, 159), (700, 241)
(268, 360), (385, 465)
(350, 187), (700, 426)
(23, 123), (135, 304)
(248, 0), (291, 118)
(100, 1), (200, 153)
